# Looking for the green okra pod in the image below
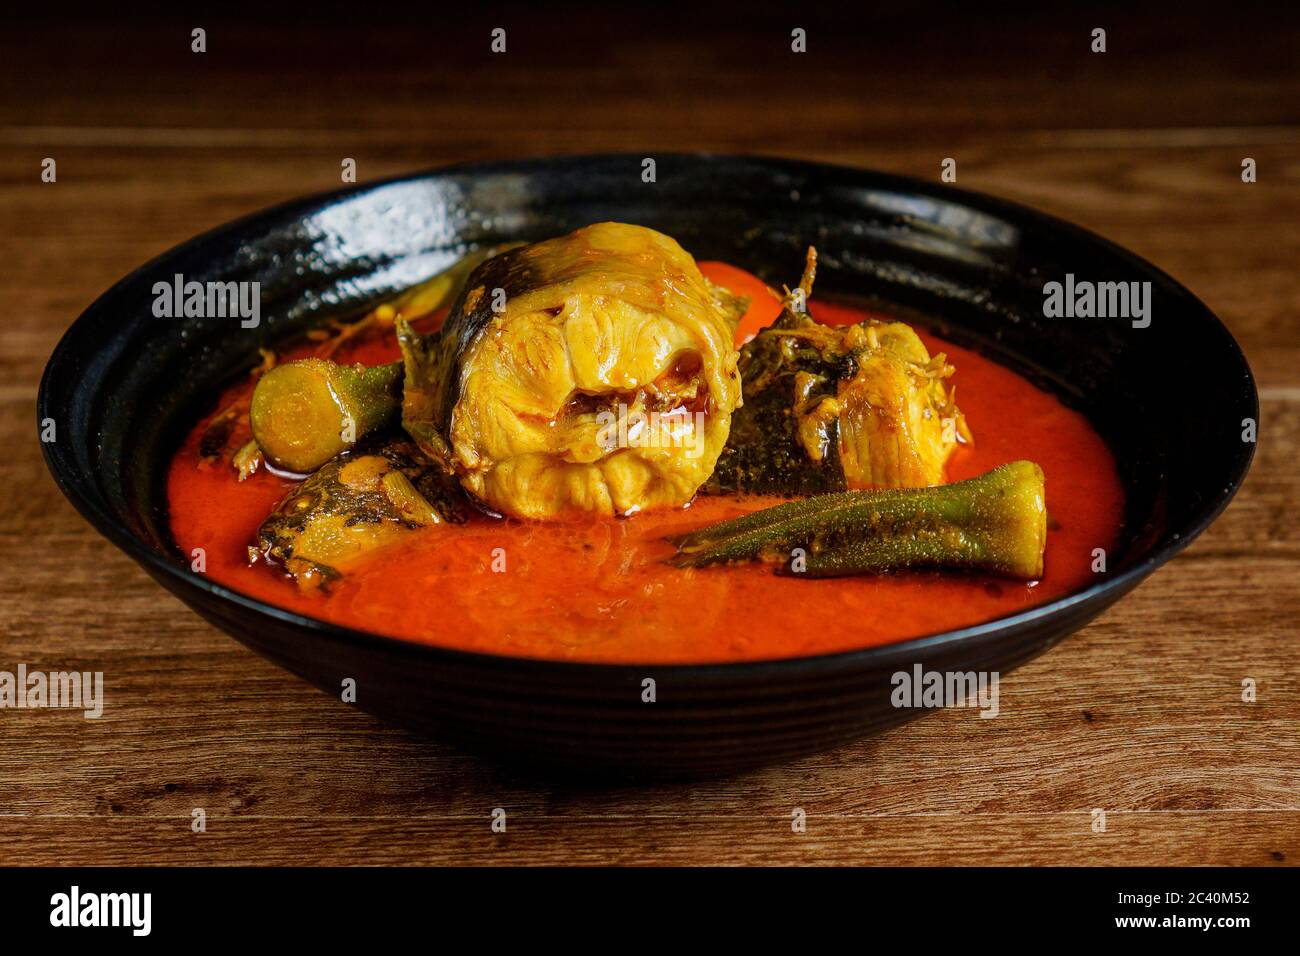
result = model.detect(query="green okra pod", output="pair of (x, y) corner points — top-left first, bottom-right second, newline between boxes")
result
(671, 460), (1047, 580)
(250, 358), (403, 473)
(247, 246), (514, 474)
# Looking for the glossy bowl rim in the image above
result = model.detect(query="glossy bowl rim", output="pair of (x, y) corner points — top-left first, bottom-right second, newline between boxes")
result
(38, 151), (1259, 679)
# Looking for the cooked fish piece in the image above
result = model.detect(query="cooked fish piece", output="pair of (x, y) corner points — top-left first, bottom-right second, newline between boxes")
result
(250, 440), (467, 589)
(707, 251), (969, 495)
(835, 320), (969, 487)
(400, 222), (743, 519)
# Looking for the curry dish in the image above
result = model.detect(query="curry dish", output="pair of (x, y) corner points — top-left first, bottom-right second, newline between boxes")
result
(168, 222), (1123, 663)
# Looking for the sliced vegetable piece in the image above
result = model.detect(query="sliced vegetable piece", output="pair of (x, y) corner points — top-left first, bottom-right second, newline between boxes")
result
(247, 248), (509, 473)
(249, 358), (402, 473)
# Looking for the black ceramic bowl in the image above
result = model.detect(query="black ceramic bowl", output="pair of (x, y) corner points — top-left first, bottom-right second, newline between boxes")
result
(39, 154), (1256, 779)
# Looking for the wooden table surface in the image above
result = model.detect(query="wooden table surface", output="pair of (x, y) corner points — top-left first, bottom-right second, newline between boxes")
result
(2, 9), (1297, 865)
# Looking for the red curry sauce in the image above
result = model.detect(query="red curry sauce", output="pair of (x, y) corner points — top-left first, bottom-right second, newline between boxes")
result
(167, 262), (1124, 663)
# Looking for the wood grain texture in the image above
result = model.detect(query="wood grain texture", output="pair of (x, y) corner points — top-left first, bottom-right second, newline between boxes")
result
(1, 8), (1296, 866)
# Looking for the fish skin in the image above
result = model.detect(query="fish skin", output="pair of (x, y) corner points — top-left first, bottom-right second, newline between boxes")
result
(706, 304), (966, 496)
(251, 438), (467, 589)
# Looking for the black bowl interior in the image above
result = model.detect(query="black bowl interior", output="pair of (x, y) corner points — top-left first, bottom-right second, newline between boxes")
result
(37, 154), (1257, 777)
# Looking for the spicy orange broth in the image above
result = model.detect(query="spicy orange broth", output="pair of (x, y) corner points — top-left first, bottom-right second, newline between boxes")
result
(167, 261), (1124, 664)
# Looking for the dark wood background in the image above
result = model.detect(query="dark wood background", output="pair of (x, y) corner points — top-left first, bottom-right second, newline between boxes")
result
(2, 5), (1297, 865)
